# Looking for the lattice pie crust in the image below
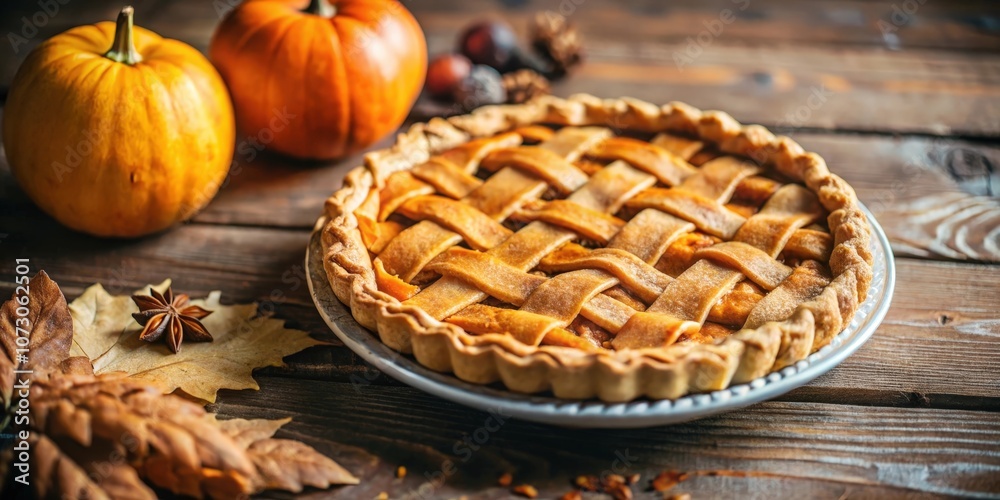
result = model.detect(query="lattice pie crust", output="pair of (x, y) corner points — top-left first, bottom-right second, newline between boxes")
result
(321, 95), (873, 402)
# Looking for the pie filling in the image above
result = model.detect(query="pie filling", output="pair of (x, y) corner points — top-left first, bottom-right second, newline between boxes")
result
(355, 124), (836, 353)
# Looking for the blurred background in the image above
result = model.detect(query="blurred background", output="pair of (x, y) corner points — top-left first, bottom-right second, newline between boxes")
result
(2, 0), (998, 260)
(3, 0), (998, 133)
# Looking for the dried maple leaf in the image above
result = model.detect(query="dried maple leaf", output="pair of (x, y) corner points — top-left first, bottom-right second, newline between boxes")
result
(0, 271), (74, 425)
(210, 415), (291, 448)
(69, 280), (171, 361)
(213, 417), (360, 492)
(247, 438), (359, 492)
(69, 283), (327, 402)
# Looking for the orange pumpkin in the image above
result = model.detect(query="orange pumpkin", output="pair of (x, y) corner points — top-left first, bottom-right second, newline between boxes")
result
(210, 0), (427, 160)
(3, 7), (235, 238)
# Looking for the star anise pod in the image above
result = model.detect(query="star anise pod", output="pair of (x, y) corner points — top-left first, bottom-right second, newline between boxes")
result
(131, 287), (213, 353)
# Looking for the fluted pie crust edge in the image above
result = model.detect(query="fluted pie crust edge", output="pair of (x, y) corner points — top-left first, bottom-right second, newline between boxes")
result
(320, 94), (873, 402)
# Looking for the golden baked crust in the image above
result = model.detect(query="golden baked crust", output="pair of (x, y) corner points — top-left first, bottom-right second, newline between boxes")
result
(320, 94), (873, 402)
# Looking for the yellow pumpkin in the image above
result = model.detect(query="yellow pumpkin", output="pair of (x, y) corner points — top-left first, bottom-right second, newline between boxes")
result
(2, 7), (235, 237)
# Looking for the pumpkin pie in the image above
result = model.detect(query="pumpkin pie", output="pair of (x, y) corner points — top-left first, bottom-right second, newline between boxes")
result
(321, 95), (873, 402)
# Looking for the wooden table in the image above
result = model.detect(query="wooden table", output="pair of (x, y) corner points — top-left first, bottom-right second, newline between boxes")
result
(2, 1), (999, 498)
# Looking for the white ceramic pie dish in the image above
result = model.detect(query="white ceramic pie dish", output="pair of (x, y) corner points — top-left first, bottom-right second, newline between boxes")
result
(306, 204), (894, 428)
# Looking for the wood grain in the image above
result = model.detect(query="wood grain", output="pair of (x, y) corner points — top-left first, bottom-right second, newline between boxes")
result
(550, 45), (1000, 137)
(213, 376), (1000, 499)
(412, 0), (1000, 52)
(879, 192), (1000, 262)
(0, 219), (314, 306)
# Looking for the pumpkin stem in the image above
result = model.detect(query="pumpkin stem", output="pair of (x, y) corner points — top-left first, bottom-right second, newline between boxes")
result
(105, 6), (143, 65)
(305, 0), (336, 17)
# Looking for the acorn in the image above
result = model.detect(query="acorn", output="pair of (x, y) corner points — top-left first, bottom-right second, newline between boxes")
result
(458, 20), (552, 75)
(426, 54), (472, 100)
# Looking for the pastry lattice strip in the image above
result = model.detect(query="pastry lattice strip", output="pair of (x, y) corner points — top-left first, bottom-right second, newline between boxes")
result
(368, 126), (834, 350)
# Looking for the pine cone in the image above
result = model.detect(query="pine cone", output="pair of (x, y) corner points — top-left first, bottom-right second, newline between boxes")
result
(503, 69), (552, 104)
(532, 11), (583, 77)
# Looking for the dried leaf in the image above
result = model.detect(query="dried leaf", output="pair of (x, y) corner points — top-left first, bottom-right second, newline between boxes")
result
(68, 280), (171, 360)
(215, 417), (360, 492)
(2, 275), (358, 498)
(651, 471), (689, 492)
(28, 370), (256, 499)
(247, 439), (360, 492)
(212, 416), (291, 448)
(32, 434), (155, 500)
(0, 271), (73, 424)
(70, 284), (327, 402)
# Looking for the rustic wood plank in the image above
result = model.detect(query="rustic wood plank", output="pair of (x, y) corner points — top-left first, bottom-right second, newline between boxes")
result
(548, 45), (1000, 137)
(0, 218), (315, 306)
(807, 258), (1000, 402)
(412, 0), (1000, 52)
(7, 0), (998, 77)
(1, 220), (997, 406)
(213, 376), (1000, 499)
